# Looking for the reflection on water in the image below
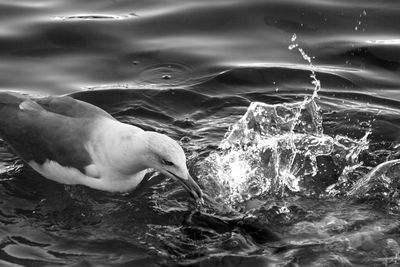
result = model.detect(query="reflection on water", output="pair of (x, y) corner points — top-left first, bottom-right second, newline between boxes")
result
(1, 0), (400, 94)
(1, 0), (400, 266)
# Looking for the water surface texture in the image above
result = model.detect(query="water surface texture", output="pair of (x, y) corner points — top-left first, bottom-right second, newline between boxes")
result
(1, 0), (400, 266)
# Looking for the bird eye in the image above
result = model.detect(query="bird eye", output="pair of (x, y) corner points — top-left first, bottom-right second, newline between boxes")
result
(162, 159), (174, 166)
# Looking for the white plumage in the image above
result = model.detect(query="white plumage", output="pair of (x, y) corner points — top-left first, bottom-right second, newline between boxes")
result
(0, 92), (202, 199)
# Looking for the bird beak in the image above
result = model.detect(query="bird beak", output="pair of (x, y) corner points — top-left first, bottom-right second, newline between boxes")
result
(167, 171), (203, 200)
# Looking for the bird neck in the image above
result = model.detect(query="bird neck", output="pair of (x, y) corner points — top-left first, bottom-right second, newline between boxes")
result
(87, 119), (149, 176)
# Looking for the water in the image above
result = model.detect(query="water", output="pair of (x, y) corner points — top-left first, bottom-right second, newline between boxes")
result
(1, 0), (400, 266)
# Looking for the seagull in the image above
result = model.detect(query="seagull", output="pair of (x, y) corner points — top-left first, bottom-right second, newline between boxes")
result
(0, 91), (203, 200)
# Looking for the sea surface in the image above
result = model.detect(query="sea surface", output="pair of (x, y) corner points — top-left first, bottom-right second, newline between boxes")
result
(1, 0), (400, 266)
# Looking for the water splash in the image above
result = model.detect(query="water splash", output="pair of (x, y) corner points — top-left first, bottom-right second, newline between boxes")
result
(198, 35), (370, 205)
(347, 159), (400, 213)
(354, 10), (367, 32)
(289, 33), (320, 99)
(199, 99), (369, 204)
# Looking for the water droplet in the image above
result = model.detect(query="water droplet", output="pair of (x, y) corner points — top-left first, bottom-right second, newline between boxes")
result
(359, 121), (370, 128)
(230, 240), (239, 248)
(180, 136), (191, 143)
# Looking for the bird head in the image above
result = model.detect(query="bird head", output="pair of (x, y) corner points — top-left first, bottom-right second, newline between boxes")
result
(144, 131), (203, 200)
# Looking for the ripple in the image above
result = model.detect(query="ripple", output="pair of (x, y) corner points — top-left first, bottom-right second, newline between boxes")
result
(52, 13), (138, 21)
(138, 63), (194, 86)
(4, 244), (58, 262)
(366, 39), (400, 45)
(235, 62), (361, 73)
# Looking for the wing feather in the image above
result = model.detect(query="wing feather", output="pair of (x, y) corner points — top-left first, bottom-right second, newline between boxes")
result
(0, 92), (109, 173)
(35, 95), (115, 119)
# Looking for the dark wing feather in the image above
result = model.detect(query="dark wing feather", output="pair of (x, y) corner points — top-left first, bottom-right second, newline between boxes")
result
(0, 92), (104, 172)
(35, 95), (115, 120)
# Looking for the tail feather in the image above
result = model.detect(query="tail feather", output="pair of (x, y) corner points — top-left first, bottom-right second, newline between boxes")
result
(0, 92), (32, 135)
(0, 91), (29, 105)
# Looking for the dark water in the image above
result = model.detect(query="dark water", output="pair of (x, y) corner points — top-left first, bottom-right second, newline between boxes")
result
(1, 0), (400, 266)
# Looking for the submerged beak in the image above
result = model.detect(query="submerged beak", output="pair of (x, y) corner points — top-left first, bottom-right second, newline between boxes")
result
(168, 171), (203, 200)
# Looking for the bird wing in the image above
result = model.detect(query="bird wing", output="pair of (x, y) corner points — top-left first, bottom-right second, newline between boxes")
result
(35, 95), (115, 120)
(0, 92), (100, 173)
